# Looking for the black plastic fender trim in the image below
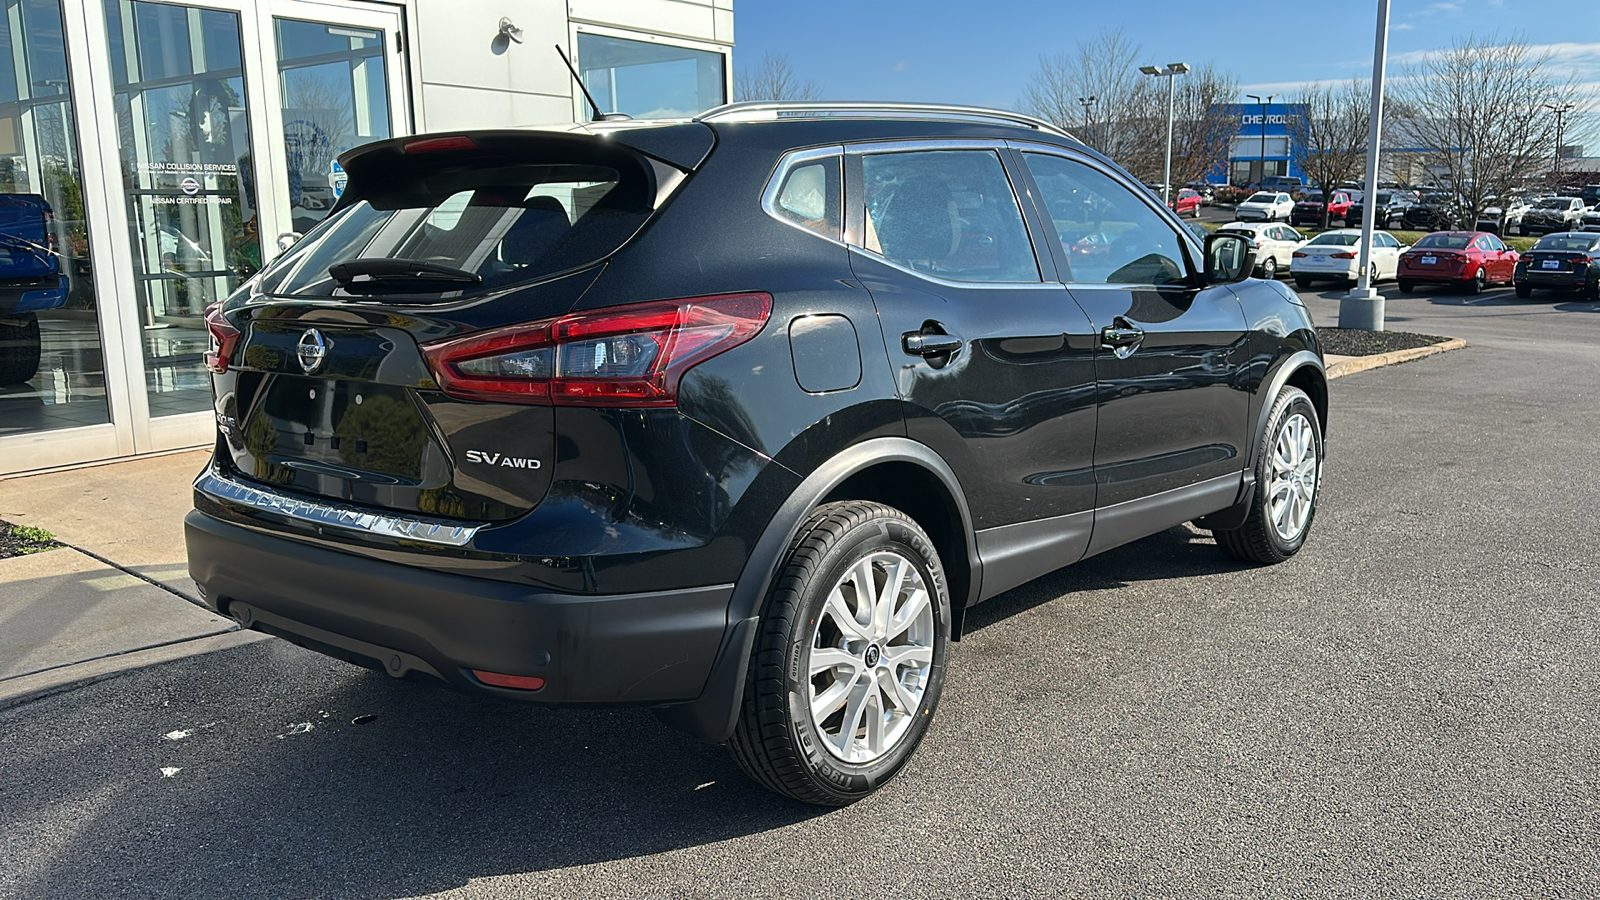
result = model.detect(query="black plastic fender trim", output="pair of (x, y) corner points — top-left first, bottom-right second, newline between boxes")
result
(652, 436), (977, 743)
(1249, 350), (1325, 469)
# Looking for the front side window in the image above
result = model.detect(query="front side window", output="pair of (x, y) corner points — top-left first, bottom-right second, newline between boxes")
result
(858, 149), (1039, 283)
(576, 33), (725, 119)
(1022, 152), (1188, 286)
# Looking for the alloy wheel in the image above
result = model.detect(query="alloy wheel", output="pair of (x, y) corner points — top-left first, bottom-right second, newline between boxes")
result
(807, 550), (936, 764)
(1265, 412), (1318, 543)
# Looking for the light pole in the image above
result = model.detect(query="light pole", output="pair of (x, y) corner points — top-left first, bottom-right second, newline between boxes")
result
(1544, 102), (1575, 185)
(1076, 95), (1097, 147)
(1245, 92), (1274, 185)
(1140, 62), (1189, 206)
(1340, 0), (1390, 331)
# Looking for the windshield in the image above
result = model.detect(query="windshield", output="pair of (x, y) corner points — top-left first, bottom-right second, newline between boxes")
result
(1246, 192), (1275, 204)
(256, 161), (652, 299)
(1307, 233), (1359, 246)
(1533, 235), (1600, 252)
(1301, 192), (1324, 203)
(1413, 234), (1469, 249)
(1373, 193), (1391, 204)
(1536, 198), (1568, 209)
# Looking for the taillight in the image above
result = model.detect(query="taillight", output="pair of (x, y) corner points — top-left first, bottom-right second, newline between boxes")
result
(203, 305), (241, 374)
(1331, 251), (1356, 259)
(1292, 251), (1307, 258)
(421, 292), (772, 407)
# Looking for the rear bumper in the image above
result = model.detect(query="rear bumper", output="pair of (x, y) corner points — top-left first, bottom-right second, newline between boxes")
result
(0, 274), (67, 315)
(1399, 267), (1469, 284)
(185, 509), (735, 705)
(1515, 269), (1586, 288)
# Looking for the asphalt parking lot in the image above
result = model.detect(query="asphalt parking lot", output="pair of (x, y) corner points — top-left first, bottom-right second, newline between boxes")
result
(2, 281), (1598, 898)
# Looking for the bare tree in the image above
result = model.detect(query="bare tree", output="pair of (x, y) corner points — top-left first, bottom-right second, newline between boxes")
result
(1390, 34), (1595, 229)
(1286, 81), (1370, 228)
(734, 53), (821, 102)
(1018, 29), (1237, 189)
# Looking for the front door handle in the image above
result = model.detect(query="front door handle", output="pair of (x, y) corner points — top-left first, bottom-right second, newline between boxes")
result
(903, 332), (964, 357)
(1100, 319), (1144, 359)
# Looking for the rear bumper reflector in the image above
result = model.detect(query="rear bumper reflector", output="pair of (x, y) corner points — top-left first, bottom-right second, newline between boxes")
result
(471, 670), (547, 691)
(195, 468), (483, 547)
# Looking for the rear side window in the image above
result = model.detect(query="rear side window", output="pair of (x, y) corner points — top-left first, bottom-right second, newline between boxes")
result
(857, 149), (1039, 284)
(257, 162), (652, 298)
(768, 155), (841, 240)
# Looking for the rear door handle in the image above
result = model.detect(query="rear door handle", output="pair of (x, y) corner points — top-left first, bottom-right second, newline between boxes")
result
(902, 332), (964, 357)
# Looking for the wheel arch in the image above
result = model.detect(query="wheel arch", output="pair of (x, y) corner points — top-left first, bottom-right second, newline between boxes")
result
(654, 437), (979, 743)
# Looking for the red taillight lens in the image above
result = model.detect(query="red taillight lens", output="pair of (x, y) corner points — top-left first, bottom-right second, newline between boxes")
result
(203, 305), (241, 374)
(403, 135), (477, 154)
(1330, 251), (1356, 259)
(421, 292), (772, 407)
(1292, 251), (1307, 258)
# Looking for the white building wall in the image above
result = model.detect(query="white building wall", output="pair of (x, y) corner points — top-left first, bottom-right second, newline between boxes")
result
(395, 0), (733, 133)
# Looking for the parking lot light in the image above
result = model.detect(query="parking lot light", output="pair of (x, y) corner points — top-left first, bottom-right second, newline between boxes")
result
(1142, 63), (1189, 207)
(1341, 0), (1390, 330)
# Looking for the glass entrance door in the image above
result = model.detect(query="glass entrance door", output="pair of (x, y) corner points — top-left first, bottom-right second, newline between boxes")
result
(104, 0), (266, 421)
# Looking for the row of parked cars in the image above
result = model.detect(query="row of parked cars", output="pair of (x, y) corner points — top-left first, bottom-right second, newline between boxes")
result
(1224, 181), (1600, 235)
(1207, 219), (1600, 299)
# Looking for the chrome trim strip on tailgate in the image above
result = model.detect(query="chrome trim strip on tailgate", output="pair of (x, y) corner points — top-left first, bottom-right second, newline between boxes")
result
(195, 469), (483, 547)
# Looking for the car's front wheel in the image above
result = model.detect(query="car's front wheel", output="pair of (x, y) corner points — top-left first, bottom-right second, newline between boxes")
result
(729, 500), (949, 805)
(0, 313), (42, 385)
(1212, 386), (1321, 565)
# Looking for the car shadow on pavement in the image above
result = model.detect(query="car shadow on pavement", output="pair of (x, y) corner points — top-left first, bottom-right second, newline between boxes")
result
(963, 524), (1244, 635)
(0, 638), (829, 899)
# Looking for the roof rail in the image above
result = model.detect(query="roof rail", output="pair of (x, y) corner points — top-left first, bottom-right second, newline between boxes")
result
(695, 101), (1078, 140)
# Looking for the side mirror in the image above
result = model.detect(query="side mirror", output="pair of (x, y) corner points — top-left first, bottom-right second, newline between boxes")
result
(1204, 232), (1256, 284)
(276, 231), (303, 253)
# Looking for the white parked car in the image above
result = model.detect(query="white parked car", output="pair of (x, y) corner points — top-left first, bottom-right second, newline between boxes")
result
(1477, 195), (1534, 235)
(1581, 204), (1600, 233)
(1214, 221), (1305, 280)
(1290, 228), (1405, 287)
(1236, 191), (1295, 222)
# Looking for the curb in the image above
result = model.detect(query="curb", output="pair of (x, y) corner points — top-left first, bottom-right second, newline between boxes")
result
(0, 629), (269, 710)
(1327, 337), (1466, 379)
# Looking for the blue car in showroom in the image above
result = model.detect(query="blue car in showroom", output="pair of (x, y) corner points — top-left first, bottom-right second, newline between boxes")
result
(0, 193), (68, 384)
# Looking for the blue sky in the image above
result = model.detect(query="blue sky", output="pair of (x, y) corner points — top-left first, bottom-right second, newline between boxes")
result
(732, 0), (1600, 111)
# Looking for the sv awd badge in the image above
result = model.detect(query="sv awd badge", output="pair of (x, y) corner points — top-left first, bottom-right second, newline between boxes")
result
(465, 450), (542, 470)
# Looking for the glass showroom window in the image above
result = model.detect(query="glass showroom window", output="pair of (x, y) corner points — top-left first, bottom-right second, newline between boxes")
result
(105, 0), (263, 419)
(577, 33), (724, 119)
(0, 0), (109, 436)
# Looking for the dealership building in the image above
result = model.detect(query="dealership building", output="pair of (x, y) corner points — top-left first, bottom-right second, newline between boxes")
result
(0, 0), (733, 474)
(1215, 101), (1309, 187)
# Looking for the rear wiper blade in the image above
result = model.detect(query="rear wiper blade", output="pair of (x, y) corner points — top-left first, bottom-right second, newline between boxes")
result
(328, 258), (483, 288)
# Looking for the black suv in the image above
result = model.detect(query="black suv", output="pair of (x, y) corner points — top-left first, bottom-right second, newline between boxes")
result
(186, 102), (1327, 805)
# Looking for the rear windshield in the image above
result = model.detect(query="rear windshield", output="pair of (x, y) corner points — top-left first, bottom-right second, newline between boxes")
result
(1301, 192), (1324, 203)
(1533, 235), (1599, 252)
(256, 162), (653, 298)
(1307, 233), (1359, 246)
(1246, 192), (1275, 203)
(1413, 234), (1470, 249)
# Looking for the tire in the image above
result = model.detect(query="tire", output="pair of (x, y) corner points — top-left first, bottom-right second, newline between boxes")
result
(1398, 280), (1415, 293)
(1465, 269), (1486, 295)
(1212, 386), (1322, 565)
(1586, 279), (1600, 302)
(1293, 274), (1313, 290)
(728, 500), (950, 806)
(1515, 283), (1532, 299)
(1260, 256), (1278, 280)
(0, 313), (42, 385)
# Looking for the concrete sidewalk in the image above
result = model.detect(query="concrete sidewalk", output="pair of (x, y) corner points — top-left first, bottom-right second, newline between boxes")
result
(0, 450), (257, 706)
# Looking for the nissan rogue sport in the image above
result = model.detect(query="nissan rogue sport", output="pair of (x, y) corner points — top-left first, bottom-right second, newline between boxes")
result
(186, 101), (1327, 805)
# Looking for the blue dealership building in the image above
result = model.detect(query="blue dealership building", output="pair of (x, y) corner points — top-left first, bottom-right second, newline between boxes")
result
(1214, 102), (1309, 187)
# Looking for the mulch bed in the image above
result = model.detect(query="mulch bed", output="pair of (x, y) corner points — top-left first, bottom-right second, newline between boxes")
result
(1316, 327), (1450, 357)
(0, 521), (59, 559)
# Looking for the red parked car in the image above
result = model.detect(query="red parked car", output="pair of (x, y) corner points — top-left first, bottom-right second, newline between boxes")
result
(1168, 188), (1202, 218)
(1398, 231), (1519, 294)
(1289, 190), (1354, 227)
